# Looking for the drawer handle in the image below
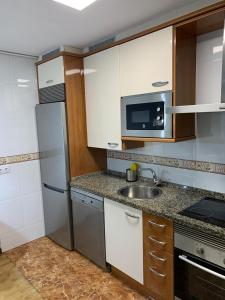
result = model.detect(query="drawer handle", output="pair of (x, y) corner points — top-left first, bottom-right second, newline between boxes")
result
(149, 267), (166, 278)
(152, 81), (169, 87)
(148, 236), (166, 246)
(149, 251), (167, 262)
(108, 143), (119, 147)
(125, 211), (140, 219)
(219, 106), (225, 110)
(148, 220), (166, 229)
(46, 79), (54, 84)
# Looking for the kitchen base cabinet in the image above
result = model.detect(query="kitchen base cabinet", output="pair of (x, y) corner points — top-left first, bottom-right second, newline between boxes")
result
(143, 212), (174, 300)
(104, 198), (143, 284)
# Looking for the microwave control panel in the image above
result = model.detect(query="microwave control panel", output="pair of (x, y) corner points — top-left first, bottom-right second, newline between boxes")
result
(126, 101), (164, 130)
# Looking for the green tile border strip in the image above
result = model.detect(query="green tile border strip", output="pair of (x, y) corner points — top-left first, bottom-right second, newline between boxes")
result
(0, 152), (39, 166)
(107, 150), (225, 175)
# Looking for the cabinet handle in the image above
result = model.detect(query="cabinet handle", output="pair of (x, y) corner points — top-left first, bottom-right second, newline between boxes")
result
(46, 79), (54, 84)
(219, 106), (225, 110)
(149, 267), (166, 278)
(125, 211), (140, 219)
(152, 81), (169, 87)
(148, 235), (166, 246)
(149, 251), (167, 262)
(108, 143), (119, 147)
(148, 220), (166, 229)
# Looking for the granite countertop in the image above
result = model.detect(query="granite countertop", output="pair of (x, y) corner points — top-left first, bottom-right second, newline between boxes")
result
(70, 171), (225, 241)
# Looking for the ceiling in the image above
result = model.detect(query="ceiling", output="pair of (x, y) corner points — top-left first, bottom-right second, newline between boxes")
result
(0, 0), (202, 56)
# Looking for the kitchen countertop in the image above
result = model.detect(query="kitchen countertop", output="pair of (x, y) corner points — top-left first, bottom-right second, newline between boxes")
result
(70, 171), (225, 241)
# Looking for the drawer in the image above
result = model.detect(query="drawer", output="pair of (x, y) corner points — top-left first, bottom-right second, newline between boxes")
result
(145, 249), (171, 274)
(144, 252), (173, 300)
(145, 232), (173, 254)
(143, 212), (173, 238)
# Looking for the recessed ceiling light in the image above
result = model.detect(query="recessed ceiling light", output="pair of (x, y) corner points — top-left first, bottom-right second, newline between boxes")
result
(53, 0), (97, 11)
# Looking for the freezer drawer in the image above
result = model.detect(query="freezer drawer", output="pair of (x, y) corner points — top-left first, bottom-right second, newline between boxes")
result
(42, 184), (73, 250)
(71, 189), (107, 270)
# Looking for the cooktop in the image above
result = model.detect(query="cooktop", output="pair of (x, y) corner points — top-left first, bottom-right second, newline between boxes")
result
(179, 197), (225, 228)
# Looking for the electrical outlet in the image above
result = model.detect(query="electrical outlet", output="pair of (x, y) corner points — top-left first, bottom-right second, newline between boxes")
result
(0, 166), (11, 175)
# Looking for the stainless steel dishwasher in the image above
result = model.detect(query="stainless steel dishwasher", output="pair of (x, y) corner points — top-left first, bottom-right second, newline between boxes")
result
(71, 188), (108, 271)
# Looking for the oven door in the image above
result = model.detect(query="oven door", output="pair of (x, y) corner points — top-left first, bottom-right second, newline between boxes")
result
(121, 91), (172, 138)
(175, 248), (225, 300)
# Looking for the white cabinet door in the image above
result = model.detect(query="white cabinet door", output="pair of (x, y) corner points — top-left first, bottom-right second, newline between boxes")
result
(104, 198), (143, 284)
(119, 27), (173, 97)
(84, 47), (122, 150)
(38, 56), (65, 89)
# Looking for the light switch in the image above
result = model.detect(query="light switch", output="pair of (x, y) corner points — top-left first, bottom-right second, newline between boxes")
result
(0, 166), (11, 175)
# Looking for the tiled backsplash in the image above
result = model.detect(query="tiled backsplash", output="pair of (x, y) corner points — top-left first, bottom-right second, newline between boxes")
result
(108, 151), (225, 175)
(0, 152), (39, 166)
(108, 113), (225, 193)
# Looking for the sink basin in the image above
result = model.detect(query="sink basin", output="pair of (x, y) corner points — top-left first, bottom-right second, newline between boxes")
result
(118, 185), (162, 200)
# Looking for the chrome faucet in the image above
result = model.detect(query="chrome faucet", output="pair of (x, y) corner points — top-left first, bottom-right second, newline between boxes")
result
(138, 167), (161, 186)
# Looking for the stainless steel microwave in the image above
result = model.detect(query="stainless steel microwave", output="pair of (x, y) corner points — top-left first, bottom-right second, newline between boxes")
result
(121, 91), (172, 138)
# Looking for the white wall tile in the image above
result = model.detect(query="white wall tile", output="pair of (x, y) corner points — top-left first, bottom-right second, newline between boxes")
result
(0, 53), (44, 252)
(0, 53), (39, 157)
(22, 192), (43, 227)
(0, 164), (21, 202)
(18, 160), (42, 195)
(0, 197), (24, 236)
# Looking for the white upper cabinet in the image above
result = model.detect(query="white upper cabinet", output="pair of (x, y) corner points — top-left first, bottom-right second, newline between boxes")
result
(84, 47), (122, 150)
(104, 198), (143, 284)
(38, 56), (65, 89)
(119, 26), (173, 97)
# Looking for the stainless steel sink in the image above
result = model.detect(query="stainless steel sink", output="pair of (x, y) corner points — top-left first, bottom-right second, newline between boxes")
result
(118, 185), (162, 200)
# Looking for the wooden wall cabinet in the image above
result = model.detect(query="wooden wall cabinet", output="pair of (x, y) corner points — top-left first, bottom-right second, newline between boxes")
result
(36, 55), (107, 178)
(104, 198), (144, 284)
(119, 27), (173, 97)
(143, 212), (174, 300)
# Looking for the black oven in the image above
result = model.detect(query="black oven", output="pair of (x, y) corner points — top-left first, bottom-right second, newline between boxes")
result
(175, 225), (225, 300)
(121, 91), (172, 138)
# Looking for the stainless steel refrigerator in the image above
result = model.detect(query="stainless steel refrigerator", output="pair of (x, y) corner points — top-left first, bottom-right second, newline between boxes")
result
(36, 102), (73, 250)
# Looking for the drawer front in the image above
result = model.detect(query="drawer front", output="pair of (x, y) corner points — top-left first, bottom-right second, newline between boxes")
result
(145, 248), (170, 274)
(146, 233), (173, 254)
(144, 255), (173, 300)
(144, 213), (173, 238)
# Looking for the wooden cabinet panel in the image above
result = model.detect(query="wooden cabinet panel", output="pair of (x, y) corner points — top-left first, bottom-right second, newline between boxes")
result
(38, 56), (64, 88)
(119, 27), (173, 97)
(144, 213), (173, 238)
(104, 198), (143, 284)
(143, 212), (174, 300)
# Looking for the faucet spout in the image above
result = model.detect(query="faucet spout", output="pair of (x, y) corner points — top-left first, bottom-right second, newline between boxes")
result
(138, 167), (161, 186)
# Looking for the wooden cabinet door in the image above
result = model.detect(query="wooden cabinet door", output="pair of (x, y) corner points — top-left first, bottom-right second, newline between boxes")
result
(104, 198), (143, 283)
(84, 47), (122, 150)
(38, 56), (64, 88)
(119, 27), (173, 97)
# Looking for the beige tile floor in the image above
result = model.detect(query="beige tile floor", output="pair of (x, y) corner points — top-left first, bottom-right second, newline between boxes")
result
(0, 255), (42, 300)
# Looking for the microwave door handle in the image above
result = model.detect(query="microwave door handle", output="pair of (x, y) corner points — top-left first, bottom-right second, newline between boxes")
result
(179, 255), (225, 280)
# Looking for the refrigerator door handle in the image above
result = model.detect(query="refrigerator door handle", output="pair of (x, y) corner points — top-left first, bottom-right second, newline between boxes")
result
(43, 183), (65, 194)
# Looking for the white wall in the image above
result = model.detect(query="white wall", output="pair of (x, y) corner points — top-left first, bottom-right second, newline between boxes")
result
(0, 53), (44, 252)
